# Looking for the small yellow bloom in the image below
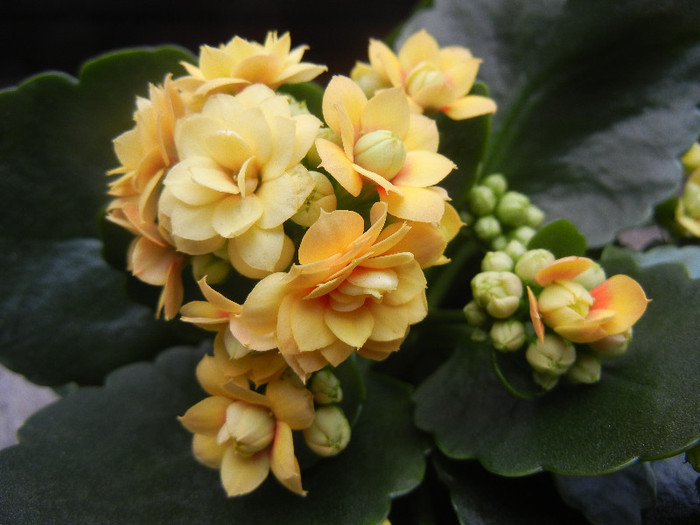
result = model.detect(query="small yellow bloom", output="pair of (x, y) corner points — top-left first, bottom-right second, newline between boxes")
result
(528, 256), (650, 344)
(226, 202), (434, 380)
(351, 30), (497, 120)
(316, 75), (455, 223)
(178, 31), (327, 102)
(158, 84), (321, 278)
(180, 362), (315, 497)
(675, 168), (700, 237)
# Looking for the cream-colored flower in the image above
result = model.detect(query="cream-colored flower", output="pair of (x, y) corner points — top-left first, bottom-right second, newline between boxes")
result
(315, 75), (455, 223)
(228, 202), (435, 380)
(351, 30), (496, 120)
(158, 84), (322, 278)
(178, 31), (326, 103)
(180, 361), (315, 497)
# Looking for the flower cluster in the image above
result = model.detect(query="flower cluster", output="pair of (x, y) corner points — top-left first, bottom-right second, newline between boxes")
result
(676, 143), (700, 237)
(106, 30), (492, 496)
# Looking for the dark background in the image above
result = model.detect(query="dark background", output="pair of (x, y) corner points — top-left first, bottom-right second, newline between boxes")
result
(1, 1), (423, 89)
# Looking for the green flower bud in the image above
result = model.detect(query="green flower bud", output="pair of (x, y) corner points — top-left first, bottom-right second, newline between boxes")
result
(509, 225), (537, 246)
(303, 406), (351, 457)
(504, 239), (527, 261)
(490, 235), (508, 251)
(468, 185), (497, 216)
(526, 334), (576, 376)
(571, 262), (607, 290)
(588, 329), (631, 358)
(490, 319), (526, 352)
(474, 215), (502, 241)
(525, 205), (546, 228)
(471, 270), (523, 319)
(481, 173), (508, 196)
(681, 180), (700, 218)
(191, 254), (231, 284)
(354, 129), (407, 180)
(463, 300), (489, 327)
(291, 170), (337, 227)
(566, 352), (602, 384)
(514, 249), (556, 286)
(496, 191), (530, 227)
(481, 251), (514, 272)
(532, 370), (560, 391)
(309, 369), (343, 405)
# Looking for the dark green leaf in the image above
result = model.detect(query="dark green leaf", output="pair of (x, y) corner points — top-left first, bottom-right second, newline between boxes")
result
(553, 464), (657, 525)
(0, 347), (427, 524)
(414, 249), (700, 475)
(402, 0), (700, 245)
(528, 219), (587, 257)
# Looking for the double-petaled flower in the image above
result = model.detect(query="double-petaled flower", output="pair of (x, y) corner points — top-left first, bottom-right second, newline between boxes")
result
(158, 84), (322, 278)
(528, 256), (650, 344)
(316, 75), (455, 223)
(180, 357), (315, 497)
(351, 29), (496, 120)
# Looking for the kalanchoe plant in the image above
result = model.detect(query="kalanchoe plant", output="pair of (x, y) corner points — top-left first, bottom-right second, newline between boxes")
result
(1, 1), (700, 523)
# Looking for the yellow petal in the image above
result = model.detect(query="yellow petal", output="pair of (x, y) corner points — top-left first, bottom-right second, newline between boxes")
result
(324, 306), (375, 348)
(387, 222), (447, 269)
(230, 224), (286, 273)
(220, 448), (270, 497)
(222, 379), (271, 407)
(320, 341), (355, 367)
(403, 113), (439, 152)
(392, 151), (455, 188)
(381, 185), (446, 223)
(527, 286), (545, 344)
(179, 396), (230, 435)
(398, 30), (440, 67)
(368, 39), (402, 86)
(322, 75), (366, 134)
(291, 297), (338, 352)
(361, 87), (410, 137)
(192, 433), (227, 469)
(298, 209), (366, 264)
(269, 421), (307, 496)
(256, 165), (314, 229)
(316, 138), (363, 196)
(535, 256), (595, 286)
(164, 159), (222, 206)
(266, 378), (315, 430)
(204, 129), (254, 170)
(367, 302), (409, 342)
(212, 194), (263, 238)
(444, 95), (498, 120)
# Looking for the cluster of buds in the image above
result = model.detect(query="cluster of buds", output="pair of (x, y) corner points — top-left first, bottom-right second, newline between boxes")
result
(466, 247), (650, 390)
(676, 143), (700, 237)
(106, 30), (495, 496)
(466, 174), (545, 252)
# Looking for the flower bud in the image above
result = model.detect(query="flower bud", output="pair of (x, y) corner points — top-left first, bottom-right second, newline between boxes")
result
(405, 62), (444, 94)
(538, 280), (593, 328)
(490, 319), (526, 352)
(504, 239), (527, 261)
(532, 370), (560, 391)
(191, 254), (231, 284)
(291, 171), (337, 227)
(471, 271), (523, 319)
(588, 329), (631, 358)
(514, 249), (556, 286)
(217, 401), (275, 457)
(474, 215), (502, 241)
(309, 369), (343, 405)
(681, 180), (700, 218)
(525, 205), (545, 228)
(491, 235), (508, 251)
(526, 334), (576, 375)
(468, 185), (497, 216)
(463, 300), (489, 327)
(481, 173), (508, 196)
(303, 406), (351, 457)
(566, 352), (602, 384)
(509, 225), (537, 246)
(571, 262), (607, 290)
(481, 251), (514, 272)
(496, 191), (530, 227)
(354, 130), (407, 180)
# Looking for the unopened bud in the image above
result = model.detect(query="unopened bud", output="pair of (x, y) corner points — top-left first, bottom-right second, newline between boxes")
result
(566, 352), (602, 384)
(463, 300), (488, 327)
(481, 251), (514, 272)
(354, 130), (407, 180)
(291, 171), (337, 227)
(474, 215), (502, 241)
(191, 254), (231, 284)
(491, 235), (508, 251)
(509, 226), (537, 246)
(532, 370), (560, 391)
(471, 270), (523, 318)
(468, 185), (497, 216)
(526, 334), (576, 375)
(496, 191), (530, 227)
(588, 329), (631, 358)
(481, 173), (508, 196)
(309, 369), (343, 405)
(405, 62), (444, 95)
(490, 319), (526, 352)
(514, 249), (556, 286)
(525, 205), (545, 228)
(217, 401), (275, 457)
(681, 180), (700, 218)
(571, 262), (607, 290)
(504, 239), (527, 261)
(303, 406), (351, 457)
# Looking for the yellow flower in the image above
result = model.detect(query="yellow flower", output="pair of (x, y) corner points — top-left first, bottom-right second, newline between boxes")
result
(179, 366), (315, 497)
(178, 31), (327, 102)
(316, 75), (456, 223)
(675, 168), (700, 237)
(158, 84), (322, 278)
(351, 30), (497, 120)
(528, 256), (650, 344)
(228, 202), (433, 380)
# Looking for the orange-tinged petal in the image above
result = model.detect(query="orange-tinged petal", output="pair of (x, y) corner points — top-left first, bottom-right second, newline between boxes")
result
(320, 341), (355, 367)
(361, 87), (410, 137)
(527, 286), (545, 344)
(315, 138), (363, 196)
(324, 306), (375, 348)
(535, 256), (595, 286)
(266, 379), (315, 429)
(222, 379), (271, 407)
(392, 150), (455, 188)
(270, 421), (307, 496)
(298, 209), (366, 264)
(387, 222), (447, 269)
(197, 278), (242, 313)
(290, 297), (338, 352)
(402, 113), (439, 152)
(220, 448), (270, 497)
(591, 274), (650, 335)
(179, 396), (230, 435)
(444, 95), (498, 120)
(192, 433), (227, 469)
(381, 185), (446, 223)
(367, 302), (409, 341)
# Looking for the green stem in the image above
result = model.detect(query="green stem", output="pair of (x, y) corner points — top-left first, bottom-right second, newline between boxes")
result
(427, 240), (481, 310)
(424, 308), (467, 325)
